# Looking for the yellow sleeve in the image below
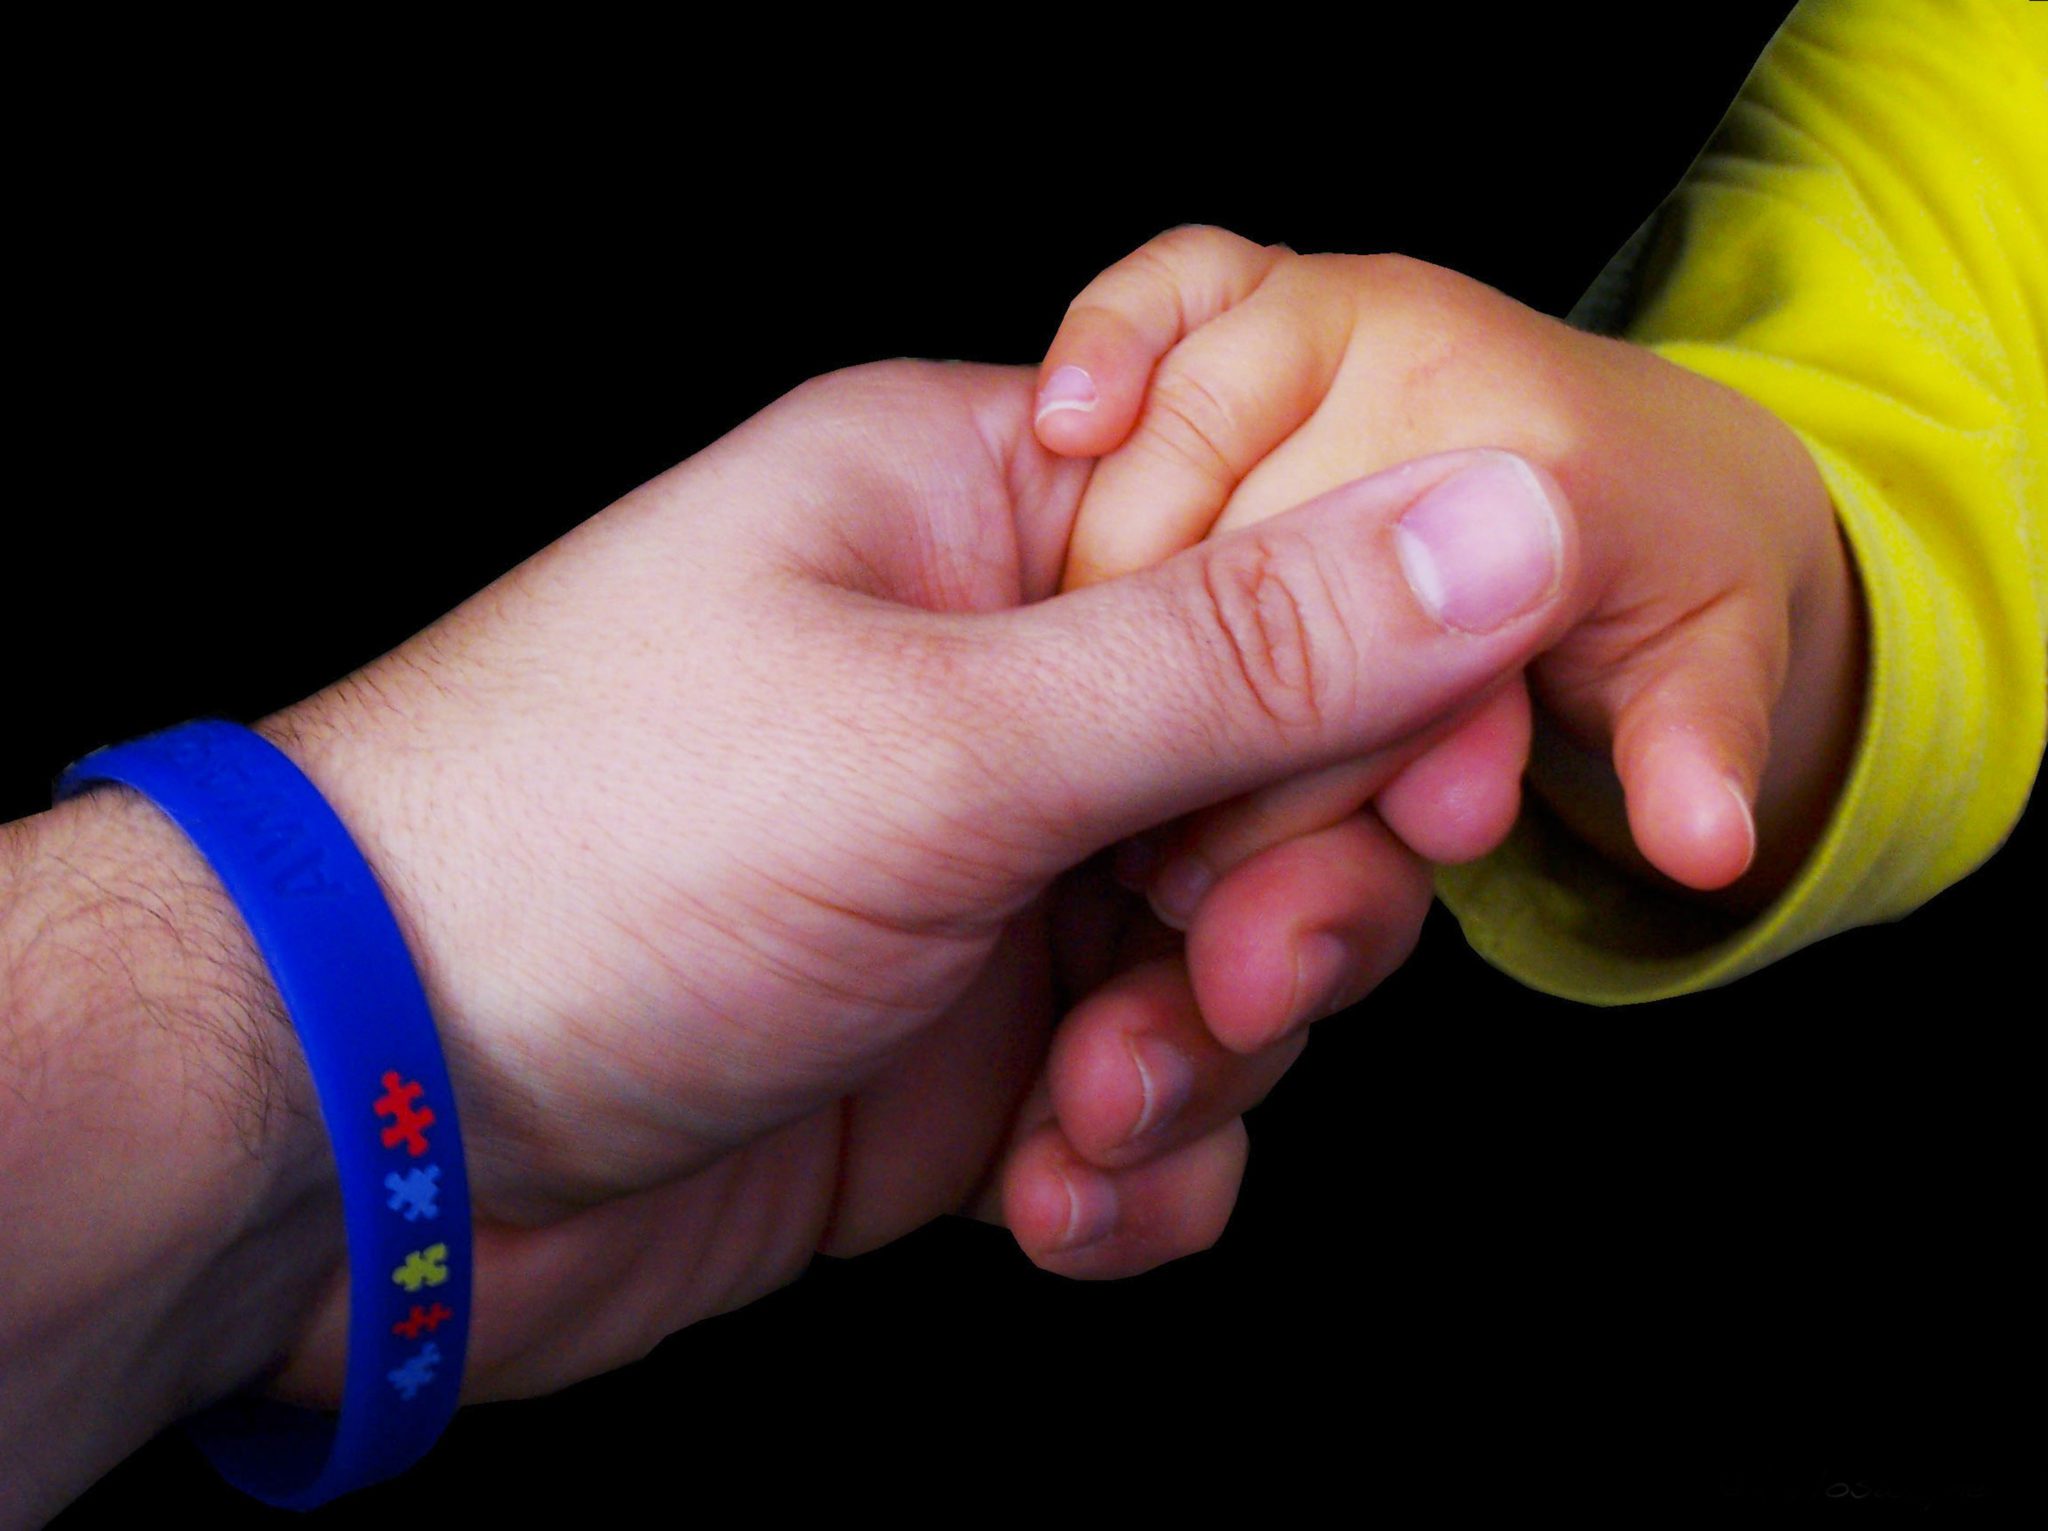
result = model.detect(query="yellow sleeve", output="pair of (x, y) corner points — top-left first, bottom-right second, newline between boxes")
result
(1436, 0), (2048, 1004)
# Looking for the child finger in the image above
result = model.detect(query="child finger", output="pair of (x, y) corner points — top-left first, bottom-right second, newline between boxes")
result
(1141, 685), (1513, 932)
(1061, 278), (1353, 590)
(1602, 595), (1779, 893)
(1374, 677), (1532, 865)
(1035, 225), (1286, 458)
(1145, 756), (1386, 930)
(999, 1113), (1250, 1278)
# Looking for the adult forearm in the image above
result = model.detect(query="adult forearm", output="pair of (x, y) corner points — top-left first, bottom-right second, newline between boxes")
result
(0, 789), (339, 1526)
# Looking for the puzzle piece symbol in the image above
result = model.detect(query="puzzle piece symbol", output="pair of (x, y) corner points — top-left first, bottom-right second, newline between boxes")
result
(374, 1071), (436, 1156)
(393, 1302), (454, 1340)
(388, 1342), (442, 1401)
(384, 1164), (442, 1221)
(392, 1243), (450, 1292)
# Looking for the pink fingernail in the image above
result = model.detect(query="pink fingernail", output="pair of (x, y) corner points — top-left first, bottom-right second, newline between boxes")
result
(1126, 1034), (1197, 1143)
(1148, 854), (1213, 931)
(1393, 453), (1562, 633)
(1725, 776), (1758, 876)
(1290, 932), (1359, 1034)
(1055, 1163), (1119, 1250)
(1035, 364), (1098, 424)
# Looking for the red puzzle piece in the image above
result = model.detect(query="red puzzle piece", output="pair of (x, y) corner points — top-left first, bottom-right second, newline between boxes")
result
(393, 1302), (455, 1340)
(374, 1070), (436, 1156)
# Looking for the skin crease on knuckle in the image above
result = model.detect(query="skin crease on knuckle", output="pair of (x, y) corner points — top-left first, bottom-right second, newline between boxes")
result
(1192, 528), (1358, 742)
(1144, 223), (1269, 308)
(1145, 367), (1248, 488)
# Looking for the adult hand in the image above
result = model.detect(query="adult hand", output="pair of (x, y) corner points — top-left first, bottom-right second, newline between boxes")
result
(5, 361), (1582, 1518)
(266, 360), (1581, 1395)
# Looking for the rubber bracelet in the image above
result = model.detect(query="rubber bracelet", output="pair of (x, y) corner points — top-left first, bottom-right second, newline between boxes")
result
(56, 720), (471, 1510)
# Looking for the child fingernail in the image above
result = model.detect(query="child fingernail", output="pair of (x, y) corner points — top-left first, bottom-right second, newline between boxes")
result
(1725, 775), (1757, 875)
(1148, 854), (1213, 930)
(1393, 453), (1562, 633)
(1290, 932), (1359, 1034)
(1126, 1034), (1197, 1143)
(1055, 1162), (1119, 1250)
(1035, 365), (1098, 424)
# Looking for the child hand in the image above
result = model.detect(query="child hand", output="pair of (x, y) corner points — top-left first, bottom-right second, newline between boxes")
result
(1035, 227), (1865, 911)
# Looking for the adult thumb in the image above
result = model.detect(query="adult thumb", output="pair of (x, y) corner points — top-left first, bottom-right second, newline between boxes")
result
(953, 449), (1580, 868)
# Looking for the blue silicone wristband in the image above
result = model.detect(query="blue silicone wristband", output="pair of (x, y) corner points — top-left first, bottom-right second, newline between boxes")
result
(56, 720), (472, 1510)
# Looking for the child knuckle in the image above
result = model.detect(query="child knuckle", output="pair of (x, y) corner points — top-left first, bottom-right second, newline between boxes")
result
(1146, 370), (1243, 486)
(1153, 222), (1252, 262)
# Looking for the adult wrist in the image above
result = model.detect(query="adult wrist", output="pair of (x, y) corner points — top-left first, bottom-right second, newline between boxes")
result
(0, 789), (343, 1522)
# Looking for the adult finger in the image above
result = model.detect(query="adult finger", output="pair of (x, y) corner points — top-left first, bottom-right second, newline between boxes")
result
(1140, 679), (1531, 931)
(1185, 809), (1434, 1054)
(1044, 954), (1307, 1172)
(1373, 676), (1533, 866)
(998, 1114), (1250, 1279)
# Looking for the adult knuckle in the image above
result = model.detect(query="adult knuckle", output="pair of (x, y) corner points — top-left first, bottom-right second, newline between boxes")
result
(785, 358), (950, 416)
(1192, 531), (1355, 736)
(877, 624), (1090, 870)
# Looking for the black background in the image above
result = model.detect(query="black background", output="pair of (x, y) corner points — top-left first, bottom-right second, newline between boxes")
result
(19, 9), (2041, 1520)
